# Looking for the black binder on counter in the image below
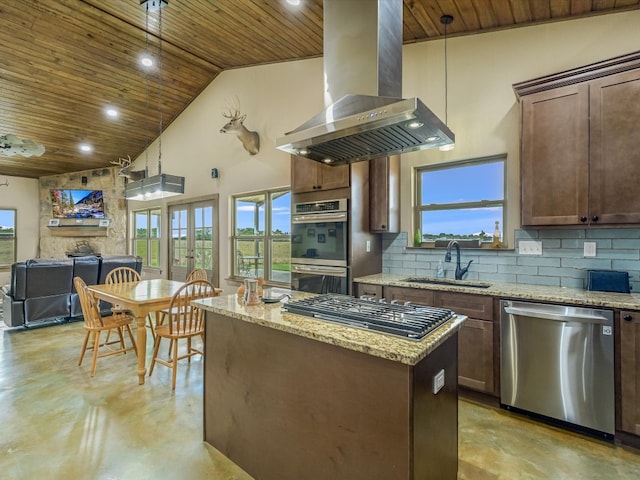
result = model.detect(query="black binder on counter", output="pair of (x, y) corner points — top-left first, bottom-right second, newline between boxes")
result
(586, 270), (630, 293)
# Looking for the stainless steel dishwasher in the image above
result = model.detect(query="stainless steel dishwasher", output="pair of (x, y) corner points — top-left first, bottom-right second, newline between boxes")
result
(500, 300), (614, 437)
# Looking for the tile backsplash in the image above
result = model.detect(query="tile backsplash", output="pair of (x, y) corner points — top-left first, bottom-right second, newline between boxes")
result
(382, 229), (640, 293)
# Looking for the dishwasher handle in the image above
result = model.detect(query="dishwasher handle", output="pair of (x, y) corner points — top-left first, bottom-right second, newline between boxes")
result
(503, 306), (610, 325)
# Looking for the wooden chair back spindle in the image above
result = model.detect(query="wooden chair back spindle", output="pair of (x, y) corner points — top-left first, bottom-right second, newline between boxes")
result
(105, 266), (141, 285)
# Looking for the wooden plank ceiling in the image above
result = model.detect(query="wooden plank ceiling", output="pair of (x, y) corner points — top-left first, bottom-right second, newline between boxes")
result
(0, 0), (637, 178)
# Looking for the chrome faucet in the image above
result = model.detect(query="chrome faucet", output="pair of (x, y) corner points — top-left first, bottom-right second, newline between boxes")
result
(445, 240), (473, 280)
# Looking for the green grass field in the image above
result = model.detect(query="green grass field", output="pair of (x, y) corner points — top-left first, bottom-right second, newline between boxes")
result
(0, 239), (15, 266)
(134, 239), (291, 273)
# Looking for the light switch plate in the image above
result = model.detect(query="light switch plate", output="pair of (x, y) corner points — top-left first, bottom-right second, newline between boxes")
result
(519, 240), (542, 255)
(584, 241), (597, 257)
(433, 369), (445, 394)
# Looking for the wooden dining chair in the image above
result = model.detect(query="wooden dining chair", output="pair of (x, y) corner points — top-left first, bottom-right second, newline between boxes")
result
(186, 268), (208, 282)
(74, 276), (137, 377)
(149, 279), (217, 389)
(105, 266), (141, 285)
(103, 265), (149, 339)
(155, 268), (208, 327)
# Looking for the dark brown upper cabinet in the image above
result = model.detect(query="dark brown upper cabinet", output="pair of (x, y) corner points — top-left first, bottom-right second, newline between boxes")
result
(291, 155), (350, 193)
(515, 52), (640, 226)
(369, 156), (400, 233)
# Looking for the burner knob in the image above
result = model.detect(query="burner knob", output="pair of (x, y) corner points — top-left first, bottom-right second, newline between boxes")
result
(378, 298), (387, 303)
(390, 300), (398, 305)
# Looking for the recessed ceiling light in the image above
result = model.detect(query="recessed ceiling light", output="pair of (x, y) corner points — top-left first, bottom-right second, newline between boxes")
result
(286, 0), (301, 5)
(407, 121), (423, 129)
(79, 144), (93, 153)
(105, 107), (119, 118)
(140, 55), (153, 67)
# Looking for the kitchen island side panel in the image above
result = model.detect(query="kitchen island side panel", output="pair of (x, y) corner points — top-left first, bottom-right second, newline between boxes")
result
(413, 330), (458, 479)
(203, 310), (458, 479)
(204, 310), (412, 479)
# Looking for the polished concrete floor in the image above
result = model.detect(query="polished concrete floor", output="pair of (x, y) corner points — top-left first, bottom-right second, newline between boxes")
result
(1, 319), (640, 479)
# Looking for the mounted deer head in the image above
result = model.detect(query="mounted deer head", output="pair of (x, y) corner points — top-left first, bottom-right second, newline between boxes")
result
(111, 155), (146, 181)
(220, 101), (260, 155)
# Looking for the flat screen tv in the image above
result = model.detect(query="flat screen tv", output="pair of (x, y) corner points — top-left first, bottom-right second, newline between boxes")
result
(50, 189), (105, 219)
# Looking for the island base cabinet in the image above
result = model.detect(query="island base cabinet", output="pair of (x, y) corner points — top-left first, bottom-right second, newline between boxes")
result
(204, 311), (458, 480)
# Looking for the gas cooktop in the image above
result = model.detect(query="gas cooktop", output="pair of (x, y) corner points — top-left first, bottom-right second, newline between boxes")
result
(283, 294), (455, 340)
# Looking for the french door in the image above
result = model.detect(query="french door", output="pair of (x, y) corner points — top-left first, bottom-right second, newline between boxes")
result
(168, 197), (218, 285)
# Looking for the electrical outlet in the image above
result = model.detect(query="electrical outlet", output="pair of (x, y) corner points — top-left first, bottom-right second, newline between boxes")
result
(519, 240), (542, 255)
(433, 369), (445, 394)
(584, 241), (597, 257)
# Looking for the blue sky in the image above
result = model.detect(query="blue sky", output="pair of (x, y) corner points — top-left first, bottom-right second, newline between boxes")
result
(0, 210), (15, 228)
(237, 192), (291, 234)
(420, 161), (504, 236)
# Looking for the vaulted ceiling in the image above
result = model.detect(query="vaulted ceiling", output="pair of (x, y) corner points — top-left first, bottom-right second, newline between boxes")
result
(0, 0), (637, 178)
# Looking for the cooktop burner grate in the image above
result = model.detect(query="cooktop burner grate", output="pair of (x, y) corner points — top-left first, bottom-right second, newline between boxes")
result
(283, 294), (455, 340)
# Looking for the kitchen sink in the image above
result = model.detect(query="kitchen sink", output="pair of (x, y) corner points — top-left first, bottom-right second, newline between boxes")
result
(402, 277), (492, 289)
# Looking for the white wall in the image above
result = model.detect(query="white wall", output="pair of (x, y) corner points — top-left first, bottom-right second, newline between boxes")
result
(126, 58), (325, 290)
(127, 10), (640, 291)
(0, 175), (40, 285)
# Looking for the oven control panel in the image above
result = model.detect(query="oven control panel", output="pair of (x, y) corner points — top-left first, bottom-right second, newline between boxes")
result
(294, 198), (347, 214)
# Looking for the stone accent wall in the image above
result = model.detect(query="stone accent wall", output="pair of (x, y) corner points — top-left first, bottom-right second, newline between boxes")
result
(38, 167), (128, 259)
(382, 229), (640, 293)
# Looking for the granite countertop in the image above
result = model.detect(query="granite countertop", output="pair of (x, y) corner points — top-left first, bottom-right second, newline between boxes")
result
(193, 289), (466, 366)
(354, 273), (640, 310)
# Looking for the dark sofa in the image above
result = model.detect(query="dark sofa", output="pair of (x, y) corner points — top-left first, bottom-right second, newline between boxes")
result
(1, 255), (142, 328)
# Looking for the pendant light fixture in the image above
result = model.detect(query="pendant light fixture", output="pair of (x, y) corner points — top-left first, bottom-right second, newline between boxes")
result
(439, 14), (455, 152)
(125, 0), (185, 201)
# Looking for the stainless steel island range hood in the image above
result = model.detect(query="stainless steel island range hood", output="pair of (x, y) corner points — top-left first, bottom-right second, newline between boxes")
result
(276, 0), (454, 166)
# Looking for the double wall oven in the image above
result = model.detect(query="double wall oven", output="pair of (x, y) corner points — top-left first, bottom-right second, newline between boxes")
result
(290, 199), (348, 294)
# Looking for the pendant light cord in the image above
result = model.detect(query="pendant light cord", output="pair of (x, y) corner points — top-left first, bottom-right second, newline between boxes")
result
(440, 15), (453, 126)
(444, 21), (448, 125)
(157, 4), (163, 176)
(144, 8), (150, 176)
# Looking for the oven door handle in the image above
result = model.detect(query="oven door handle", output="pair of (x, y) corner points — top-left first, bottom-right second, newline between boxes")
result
(292, 212), (347, 223)
(291, 265), (347, 277)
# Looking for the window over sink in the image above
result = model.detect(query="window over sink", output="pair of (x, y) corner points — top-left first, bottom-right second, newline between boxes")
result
(415, 154), (506, 246)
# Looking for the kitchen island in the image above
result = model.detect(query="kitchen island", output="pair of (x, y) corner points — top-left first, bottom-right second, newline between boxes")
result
(194, 292), (466, 480)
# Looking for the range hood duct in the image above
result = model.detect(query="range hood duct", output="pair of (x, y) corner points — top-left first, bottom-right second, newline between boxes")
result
(276, 0), (454, 165)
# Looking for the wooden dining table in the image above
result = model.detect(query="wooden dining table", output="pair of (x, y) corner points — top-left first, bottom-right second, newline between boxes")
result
(87, 279), (187, 385)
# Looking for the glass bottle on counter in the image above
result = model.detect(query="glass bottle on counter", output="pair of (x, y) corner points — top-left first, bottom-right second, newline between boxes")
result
(436, 260), (445, 278)
(492, 221), (501, 247)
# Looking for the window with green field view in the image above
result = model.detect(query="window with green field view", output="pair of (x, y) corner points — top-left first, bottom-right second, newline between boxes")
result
(0, 209), (16, 267)
(232, 189), (290, 284)
(132, 208), (161, 267)
(415, 155), (506, 245)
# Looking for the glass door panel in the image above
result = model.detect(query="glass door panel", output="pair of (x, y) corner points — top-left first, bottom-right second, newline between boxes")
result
(169, 199), (218, 284)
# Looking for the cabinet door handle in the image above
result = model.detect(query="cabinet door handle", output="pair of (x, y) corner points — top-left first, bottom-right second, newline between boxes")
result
(623, 314), (633, 321)
(592, 215), (599, 222)
(580, 216), (588, 223)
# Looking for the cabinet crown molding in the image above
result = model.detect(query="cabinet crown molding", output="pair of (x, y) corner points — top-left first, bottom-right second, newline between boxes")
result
(513, 50), (640, 99)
